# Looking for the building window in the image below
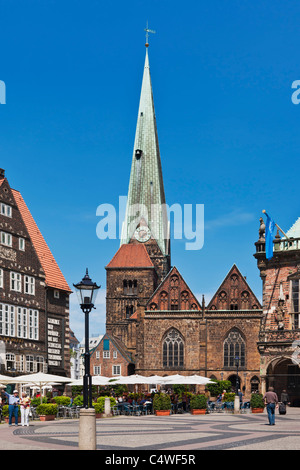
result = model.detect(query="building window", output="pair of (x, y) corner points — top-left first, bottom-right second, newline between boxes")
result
(6, 353), (15, 371)
(94, 366), (101, 375)
(29, 309), (39, 340)
(10, 272), (22, 292)
(1, 203), (12, 217)
(291, 279), (300, 328)
(0, 268), (3, 288)
(162, 328), (184, 368)
(36, 356), (44, 372)
(96, 351), (100, 359)
(126, 305), (133, 318)
(223, 329), (245, 368)
(0, 303), (38, 340)
(24, 276), (35, 295)
(112, 365), (121, 375)
(123, 280), (137, 295)
(26, 355), (34, 372)
(19, 237), (25, 251)
(1, 231), (12, 247)
(103, 351), (110, 359)
(113, 351), (117, 358)
(54, 290), (60, 299)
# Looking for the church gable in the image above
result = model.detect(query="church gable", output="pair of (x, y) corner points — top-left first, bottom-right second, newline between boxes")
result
(207, 264), (261, 311)
(146, 266), (201, 311)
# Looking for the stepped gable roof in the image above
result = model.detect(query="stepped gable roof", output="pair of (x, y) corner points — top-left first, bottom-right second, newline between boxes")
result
(106, 243), (154, 269)
(12, 188), (71, 292)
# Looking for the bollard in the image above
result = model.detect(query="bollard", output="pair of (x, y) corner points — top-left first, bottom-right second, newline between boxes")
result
(234, 396), (240, 414)
(104, 397), (112, 417)
(78, 407), (96, 450)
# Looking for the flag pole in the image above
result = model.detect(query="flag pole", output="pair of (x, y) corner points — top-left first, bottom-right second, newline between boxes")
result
(262, 210), (290, 241)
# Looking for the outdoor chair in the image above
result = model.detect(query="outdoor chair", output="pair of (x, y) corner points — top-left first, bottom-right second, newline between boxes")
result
(112, 406), (120, 416)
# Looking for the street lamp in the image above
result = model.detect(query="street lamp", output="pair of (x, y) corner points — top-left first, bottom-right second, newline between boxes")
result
(235, 355), (240, 395)
(73, 269), (101, 408)
(234, 355), (240, 414)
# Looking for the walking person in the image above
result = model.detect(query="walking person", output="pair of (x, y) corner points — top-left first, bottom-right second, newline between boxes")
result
(20, 392), (31, 426)
(263, 386), (278, 425)
(2, 389), (20, 426)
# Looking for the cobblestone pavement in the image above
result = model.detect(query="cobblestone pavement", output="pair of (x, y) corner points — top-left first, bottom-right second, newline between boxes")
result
(0, 408), (300, 451)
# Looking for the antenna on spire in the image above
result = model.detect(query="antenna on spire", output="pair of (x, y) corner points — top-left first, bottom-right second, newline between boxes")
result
(144, 21), (156, 47)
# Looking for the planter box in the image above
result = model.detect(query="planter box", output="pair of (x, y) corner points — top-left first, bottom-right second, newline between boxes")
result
(191, 409), (206, 415)
(4, 417), (21, 424)
(95, 413), (104, 419)
(39, 415), (56, 421)
(251, 408), (264, 414)
(155, 410), (170, 416)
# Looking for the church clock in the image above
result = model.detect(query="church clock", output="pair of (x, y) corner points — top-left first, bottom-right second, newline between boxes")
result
(134, 226), (151, 242)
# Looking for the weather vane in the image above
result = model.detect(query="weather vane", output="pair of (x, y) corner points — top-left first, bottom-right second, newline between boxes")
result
(144, 21), (156, 47)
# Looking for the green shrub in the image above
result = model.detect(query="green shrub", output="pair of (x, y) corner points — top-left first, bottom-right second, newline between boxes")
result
(53, 396), (71, 406)
(93, 396), (117, 413)
(31, 397), (48, 406)
(73, 395), (83, 406)
(2, 405), (21, 417)
(223, 392), (235, 402)
(250, 393), (265, 409)
(189, 394), (207, 410)
(206, 380), (231, 397)
(36, 404), (58, 416)
(153, 393), (171, 411)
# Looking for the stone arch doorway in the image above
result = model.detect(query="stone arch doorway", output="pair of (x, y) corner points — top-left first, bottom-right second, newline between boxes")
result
(228, 374), (240, 393)
(266, 357), (300, 406)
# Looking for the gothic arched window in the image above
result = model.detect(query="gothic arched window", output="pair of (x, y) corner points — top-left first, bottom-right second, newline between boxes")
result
(162, 329), (184, 368)
(223, 329), (245, 368)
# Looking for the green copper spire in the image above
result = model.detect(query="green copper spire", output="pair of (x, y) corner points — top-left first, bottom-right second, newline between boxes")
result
(121, 47), (169, 256)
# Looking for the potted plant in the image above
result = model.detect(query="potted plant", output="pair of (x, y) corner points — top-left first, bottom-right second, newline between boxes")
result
(93, 396), (117, 418)
(36, 403), (58, 421)
(153, 393), (171, 416)
(250, 393), (265, 413)
(189, 394), (207, 414)
(2, 405), (21, 424)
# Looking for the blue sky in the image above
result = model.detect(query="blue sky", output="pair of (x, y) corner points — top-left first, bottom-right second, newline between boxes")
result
(1, 0), (299, 341)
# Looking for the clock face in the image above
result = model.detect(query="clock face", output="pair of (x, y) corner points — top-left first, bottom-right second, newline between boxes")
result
(134, 226), (151, 242)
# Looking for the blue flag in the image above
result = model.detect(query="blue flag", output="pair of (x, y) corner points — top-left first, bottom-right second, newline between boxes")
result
(265, 215), (276, 259)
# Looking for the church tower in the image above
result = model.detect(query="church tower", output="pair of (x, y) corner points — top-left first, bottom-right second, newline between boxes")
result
(120, 45), (170, 282)
(105, 42), (170, 355)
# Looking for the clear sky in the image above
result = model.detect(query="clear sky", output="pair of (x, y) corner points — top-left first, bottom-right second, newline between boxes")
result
(1, 0), (299, 341)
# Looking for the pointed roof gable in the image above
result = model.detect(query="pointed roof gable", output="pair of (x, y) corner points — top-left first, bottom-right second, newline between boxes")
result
(12, 188), (71, 292)
(207, 264), (261, 311)
(146, 266), (201, 311)
(120, 48), (169, 256)
(106, 243), (154, 269)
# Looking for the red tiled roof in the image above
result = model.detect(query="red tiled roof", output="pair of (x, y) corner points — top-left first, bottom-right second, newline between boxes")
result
(12, 189), (71, 292)
(106, 243), (154, 268)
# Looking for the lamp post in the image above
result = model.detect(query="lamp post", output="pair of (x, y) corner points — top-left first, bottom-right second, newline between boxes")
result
(235, 355), (240, 395)
(234, 355), (240, 414)
(73, 269), (100, 450)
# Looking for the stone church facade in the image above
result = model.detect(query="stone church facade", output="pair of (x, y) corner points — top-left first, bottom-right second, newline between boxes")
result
(90, 45), (264, 398)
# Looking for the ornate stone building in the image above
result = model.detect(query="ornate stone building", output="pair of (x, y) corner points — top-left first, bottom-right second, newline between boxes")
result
(254, 217), (300, 405)
(88, 44), (266, 398)
(0, 170), (71, 380)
